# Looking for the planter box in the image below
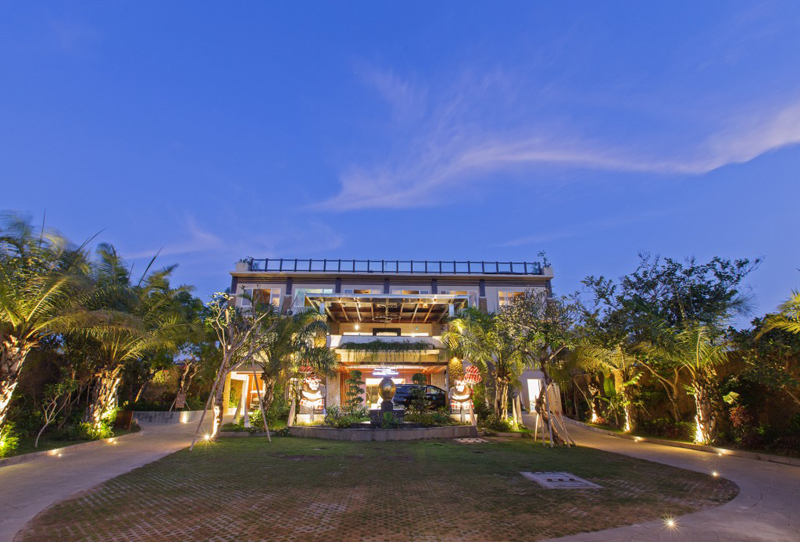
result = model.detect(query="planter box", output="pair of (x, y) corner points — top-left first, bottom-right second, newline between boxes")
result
(288, 425), (477, 441)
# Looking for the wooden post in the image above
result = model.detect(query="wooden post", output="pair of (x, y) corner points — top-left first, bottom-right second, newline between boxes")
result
(287, 379), (297, 427)
(252, 371), (271, 443)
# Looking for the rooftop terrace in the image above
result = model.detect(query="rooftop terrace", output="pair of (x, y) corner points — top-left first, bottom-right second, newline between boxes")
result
(238, 258), (546, 276)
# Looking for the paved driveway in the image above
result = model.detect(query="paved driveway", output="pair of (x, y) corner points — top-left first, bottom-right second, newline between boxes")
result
(0, 422), (205, 541)
(527, 415), (800, 542)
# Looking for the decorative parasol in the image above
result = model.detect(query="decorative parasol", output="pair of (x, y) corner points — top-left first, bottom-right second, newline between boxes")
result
(463, 365), (482, 385)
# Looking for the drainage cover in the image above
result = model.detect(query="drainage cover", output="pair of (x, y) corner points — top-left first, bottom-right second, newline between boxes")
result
(520, 471), (602, 489)
(454, 438), (488, 444)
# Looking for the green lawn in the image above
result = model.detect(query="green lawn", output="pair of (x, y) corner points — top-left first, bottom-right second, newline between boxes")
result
(19, 436), (737, 541)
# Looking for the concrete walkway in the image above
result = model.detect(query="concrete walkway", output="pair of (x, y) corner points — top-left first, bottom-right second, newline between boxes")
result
(525, 415), (800, 542)
(0, 421), (206, 541)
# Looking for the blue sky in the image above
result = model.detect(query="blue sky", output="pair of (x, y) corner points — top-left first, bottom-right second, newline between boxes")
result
(2, 2), (799, 322)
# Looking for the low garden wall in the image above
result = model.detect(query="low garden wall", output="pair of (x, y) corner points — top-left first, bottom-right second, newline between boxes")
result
(288, 425), (477, 441)
(131, 408), (236, 424)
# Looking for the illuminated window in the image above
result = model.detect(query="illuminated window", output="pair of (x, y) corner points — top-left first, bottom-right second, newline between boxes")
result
(393, 290), (429, 295)
(498, 291), (525, 307)
(241, 287), (280, 308)
(441, 290), (478, 307)
(343, 289), (373, 294)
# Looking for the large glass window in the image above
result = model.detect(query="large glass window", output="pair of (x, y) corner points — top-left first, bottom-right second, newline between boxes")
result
(241, 287), (280, 308)
(498, 291), (525, 307)
(293, 288), (333, 307)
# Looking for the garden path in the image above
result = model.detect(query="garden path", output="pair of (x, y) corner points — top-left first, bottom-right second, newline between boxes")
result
(0, 421), (205, 542)
(528, 415), (800, 542)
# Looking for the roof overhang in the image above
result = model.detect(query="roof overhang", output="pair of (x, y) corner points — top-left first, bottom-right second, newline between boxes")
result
(306, 293), (468, 324)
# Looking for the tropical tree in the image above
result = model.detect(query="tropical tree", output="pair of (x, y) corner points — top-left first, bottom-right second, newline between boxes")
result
(0, 214), (91, 428)
(81, 245), (189, 432)
(656, 326), (728, 444)
(253, 308), (329, 415)
(582, 253), (758, 427)
(498, 290), (578, 437)
(764, 290), (800, 335)
(443, 307), (527, 419)
(197, 292), (277, 444)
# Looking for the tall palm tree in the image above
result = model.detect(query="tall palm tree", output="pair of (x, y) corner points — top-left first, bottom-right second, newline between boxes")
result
(0, 215), (90, 428)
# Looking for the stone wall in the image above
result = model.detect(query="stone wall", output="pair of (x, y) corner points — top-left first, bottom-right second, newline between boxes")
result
(326, 374), (340, 407)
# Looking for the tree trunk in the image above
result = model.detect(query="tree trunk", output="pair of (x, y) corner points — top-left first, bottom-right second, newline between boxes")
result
(0, 338), (31, 428)
(212, 374), (227, 438)
(534, 364), (563, 445)
(693, 373), (723, 444)
(85, 368), (123, 430)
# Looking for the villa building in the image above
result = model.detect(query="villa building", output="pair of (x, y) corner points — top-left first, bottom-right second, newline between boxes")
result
(225, 258), (557, 421)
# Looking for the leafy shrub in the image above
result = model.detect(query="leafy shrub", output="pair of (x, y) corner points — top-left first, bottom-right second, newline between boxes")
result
(380, 411), (401, 428)
(481, 414), (515, 432)
(405, 409), (455, 427)
(324, 405), (368, 428)
(638, 418), (694, 441)
(0, 424), (19, 458)
(273, 427), (291, 437)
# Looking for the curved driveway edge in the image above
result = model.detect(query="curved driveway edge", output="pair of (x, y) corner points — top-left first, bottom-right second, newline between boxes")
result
(528, 415), (800, 542)
(0, 428), (144, 470)
(0, 422), (203, 541)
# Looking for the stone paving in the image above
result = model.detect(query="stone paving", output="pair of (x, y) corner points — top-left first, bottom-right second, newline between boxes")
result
(0, 421), (204, 541)
(536, 415), (800, 542)
(14, 435), (734, 541)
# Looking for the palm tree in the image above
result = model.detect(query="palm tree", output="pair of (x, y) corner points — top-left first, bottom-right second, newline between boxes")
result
(660, 325), (727, 444)
(0, 215), (90, 428)
(571, 344), (641, 431)
(81, 244), (188, 431)
(764, 290), (800, 335)
(253, 308), (329, 416)
(442, 307), (525, 419)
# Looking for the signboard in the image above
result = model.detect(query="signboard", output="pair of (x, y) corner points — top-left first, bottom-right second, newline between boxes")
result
(175, 392), (186, 409)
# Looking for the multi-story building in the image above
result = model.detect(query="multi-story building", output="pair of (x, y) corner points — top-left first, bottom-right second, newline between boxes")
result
(226, 258), (555, 421)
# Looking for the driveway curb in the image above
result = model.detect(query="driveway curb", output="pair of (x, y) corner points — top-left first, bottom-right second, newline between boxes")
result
(0, 429), (144, 469)
(565, 418), (800, 468)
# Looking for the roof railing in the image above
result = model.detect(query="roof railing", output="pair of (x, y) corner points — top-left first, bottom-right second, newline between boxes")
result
(241, 258), (544, 275)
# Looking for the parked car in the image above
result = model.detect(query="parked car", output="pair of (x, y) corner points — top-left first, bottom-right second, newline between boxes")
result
(392, 384), (447, 410)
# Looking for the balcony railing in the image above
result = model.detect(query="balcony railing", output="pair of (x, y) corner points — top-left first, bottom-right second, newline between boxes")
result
(241, 258), (544, 275)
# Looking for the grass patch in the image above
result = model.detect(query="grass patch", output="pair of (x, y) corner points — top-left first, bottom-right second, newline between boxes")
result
(19, 437), (737, 541)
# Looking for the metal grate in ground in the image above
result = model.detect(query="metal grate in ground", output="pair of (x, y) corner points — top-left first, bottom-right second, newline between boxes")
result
(520, 471), (602, 489)
(453, 438), (488, 444)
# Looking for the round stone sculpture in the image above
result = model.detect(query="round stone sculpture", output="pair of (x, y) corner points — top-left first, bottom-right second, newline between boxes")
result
(378, 377), (396, 401)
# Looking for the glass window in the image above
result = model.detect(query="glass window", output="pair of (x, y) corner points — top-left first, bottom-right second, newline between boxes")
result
(242, 287), (280, 308)
(293, 288), (332, 307)
(498, 291), (525, 307)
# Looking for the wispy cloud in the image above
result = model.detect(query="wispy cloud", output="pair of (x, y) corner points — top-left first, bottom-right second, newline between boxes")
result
(125, 215), (343, 268)
(314, 68), (800, 211)
(126, 216), (224, 260)
(500, 209), (678, 247)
